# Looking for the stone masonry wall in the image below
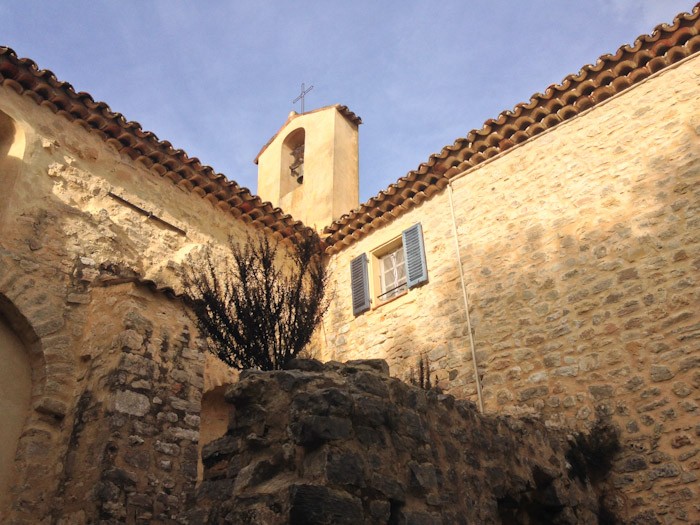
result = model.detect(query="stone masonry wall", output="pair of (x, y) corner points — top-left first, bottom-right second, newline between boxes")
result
(194, 359), (611, 524)
(320, 55), (700, 522)
(3, 279), (207, 525)
(0, 81), (246, 521)
(51, 283), (204, 524)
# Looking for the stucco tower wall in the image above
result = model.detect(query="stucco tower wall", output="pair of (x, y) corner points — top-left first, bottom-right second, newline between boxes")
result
(320, 53), (700, 521)
(256, 106), (359, 229)
(331, 107), (359, 223)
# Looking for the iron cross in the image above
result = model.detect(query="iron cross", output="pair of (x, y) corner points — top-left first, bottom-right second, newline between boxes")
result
(292, 82), (314, 113)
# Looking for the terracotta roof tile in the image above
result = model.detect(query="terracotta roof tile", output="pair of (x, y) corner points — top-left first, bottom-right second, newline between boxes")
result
(0, 47), (316, 243)
(323, 3), (700, 253)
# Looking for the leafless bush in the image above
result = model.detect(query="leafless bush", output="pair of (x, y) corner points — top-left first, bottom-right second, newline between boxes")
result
(182, 231), (329, 370)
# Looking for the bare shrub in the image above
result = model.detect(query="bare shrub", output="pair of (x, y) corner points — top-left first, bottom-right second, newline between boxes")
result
(183, 231), (329, 371)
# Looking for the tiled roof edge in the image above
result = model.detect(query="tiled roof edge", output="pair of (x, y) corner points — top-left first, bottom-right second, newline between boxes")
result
(0, 46), (317, 242)
(323, 3), (700, 254)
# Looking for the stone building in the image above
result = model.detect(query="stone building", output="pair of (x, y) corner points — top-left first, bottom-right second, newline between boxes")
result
(0, 4), (699, 523)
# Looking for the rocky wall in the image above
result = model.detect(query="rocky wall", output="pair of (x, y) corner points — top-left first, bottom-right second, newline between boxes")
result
(194, 359), (612, 524)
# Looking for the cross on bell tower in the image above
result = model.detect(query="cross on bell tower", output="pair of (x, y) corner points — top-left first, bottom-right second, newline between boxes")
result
(292, 82), (314, 114)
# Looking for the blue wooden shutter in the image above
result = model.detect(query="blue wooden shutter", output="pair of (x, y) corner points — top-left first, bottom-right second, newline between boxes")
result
(403, 223), (428, 289)
(350, 253), (370, 315)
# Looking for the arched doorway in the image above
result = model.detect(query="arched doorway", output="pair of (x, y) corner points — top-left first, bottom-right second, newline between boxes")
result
(197, 385), (232, 483)
(0, 311), (32, 514)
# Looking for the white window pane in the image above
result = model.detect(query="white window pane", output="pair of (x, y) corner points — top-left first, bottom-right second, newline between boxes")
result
(377, 244), (407, 299)
(396, 261), (406, 280)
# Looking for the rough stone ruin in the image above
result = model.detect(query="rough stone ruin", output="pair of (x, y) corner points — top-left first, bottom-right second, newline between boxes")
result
(192, 360), (618, 524)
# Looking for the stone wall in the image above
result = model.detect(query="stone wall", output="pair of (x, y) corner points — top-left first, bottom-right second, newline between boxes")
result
(0, 79), (244, 521)
(49, 283), (204, 524)
(319, 54), (700, 521)
(194, 359), (612, 524)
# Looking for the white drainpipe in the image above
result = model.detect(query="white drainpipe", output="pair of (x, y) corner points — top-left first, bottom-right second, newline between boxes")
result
(448, 180), (484, 413)
(436, 53), (700, 413)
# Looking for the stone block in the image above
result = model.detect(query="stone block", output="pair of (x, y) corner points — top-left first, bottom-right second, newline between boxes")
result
(671, 435), (692, 449)
(34, 397), (68, 418)
(620, 456), (648, 473)
(355, 425), (386, 447)
(284, 358), (325, 372)
(33, 316), (65, 337)
(114, 390), (150, 417)
(368, 500), (391, 522)
(170, 369), (190, 383)
(650, 365), (674, 382)
(119, 353), (154, 377)
(519, 386), (548, 402)
(408, 461), (438, 492)
(398, 510), (443, 525)
(154, 440), (180, 457)
(166, 426), (198, 442)
(169, 397), (199, 414)
(648, 463), (680, 480)
(202, 435), (241, 464)
(352, 371), (390, 397)
(589, 385), (614, 401)
(116, 329), (144, 351)
(103, 467), (138, 487)
(324, 450), (365, 487)
(394, 409), (429, 442)
(291, 415), (353, 446)
(289, 484), (363, 525)
(233, 458), (283, 492)
(352, 394), (389, 427)
(66, 292), (91, 304)
(617, 268), (639, 282)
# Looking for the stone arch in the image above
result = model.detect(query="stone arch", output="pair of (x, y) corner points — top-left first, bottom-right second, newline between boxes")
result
(0, 272), (74, 420)
(0, 264), (77, 520)
(0, 110), (26, 229)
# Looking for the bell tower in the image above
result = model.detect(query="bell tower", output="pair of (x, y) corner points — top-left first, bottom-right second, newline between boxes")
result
(255, 105), (360, 230)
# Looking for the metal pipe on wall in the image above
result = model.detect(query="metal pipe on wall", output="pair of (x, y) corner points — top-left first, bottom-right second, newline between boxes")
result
(447, 181), (484, 413)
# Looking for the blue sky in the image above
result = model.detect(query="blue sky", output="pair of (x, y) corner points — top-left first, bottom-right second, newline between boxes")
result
(2, 1), (694, 203)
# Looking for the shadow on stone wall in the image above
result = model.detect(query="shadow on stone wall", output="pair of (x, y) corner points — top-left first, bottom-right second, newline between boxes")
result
(191, 359), (620, 524)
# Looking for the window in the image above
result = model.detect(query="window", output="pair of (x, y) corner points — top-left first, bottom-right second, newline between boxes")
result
(377, 244), (406, 301)
(350, 223), (428, 315)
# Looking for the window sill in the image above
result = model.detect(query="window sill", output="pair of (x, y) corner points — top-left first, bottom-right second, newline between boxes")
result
(371, 289), (408, 310)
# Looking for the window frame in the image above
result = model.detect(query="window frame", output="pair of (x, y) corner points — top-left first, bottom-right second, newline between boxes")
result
(370, 236), (408, 307)
(348, 223), (428, 315)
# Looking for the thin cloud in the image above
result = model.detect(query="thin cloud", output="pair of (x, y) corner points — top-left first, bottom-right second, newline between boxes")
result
(1, 1), (693, 202)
